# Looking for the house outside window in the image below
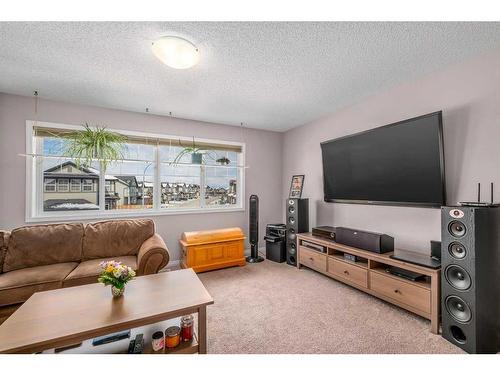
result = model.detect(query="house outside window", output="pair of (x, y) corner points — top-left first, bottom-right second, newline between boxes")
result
(26, 121), (244, 221)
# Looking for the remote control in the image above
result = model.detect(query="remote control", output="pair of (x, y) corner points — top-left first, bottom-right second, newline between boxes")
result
(92, 330), (131, 346)
(127, 339), (135, 354)
(133, 334), (144, 354)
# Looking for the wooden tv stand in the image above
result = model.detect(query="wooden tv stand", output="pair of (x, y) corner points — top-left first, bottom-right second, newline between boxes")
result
(296, 233), (441, 334)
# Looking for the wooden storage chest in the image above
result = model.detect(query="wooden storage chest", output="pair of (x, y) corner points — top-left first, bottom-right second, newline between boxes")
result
(180, 227), (246, 273)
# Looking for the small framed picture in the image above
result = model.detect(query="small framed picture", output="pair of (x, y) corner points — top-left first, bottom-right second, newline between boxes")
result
(289, 175), (305, 199)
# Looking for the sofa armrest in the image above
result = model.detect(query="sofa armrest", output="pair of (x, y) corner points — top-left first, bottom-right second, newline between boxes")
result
(0, 230), (10, 274)
(137, 233), (170, 275)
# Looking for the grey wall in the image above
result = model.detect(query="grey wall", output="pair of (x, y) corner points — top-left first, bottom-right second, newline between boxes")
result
(0, 93), (283, 262)
(282, 50), (500, 254)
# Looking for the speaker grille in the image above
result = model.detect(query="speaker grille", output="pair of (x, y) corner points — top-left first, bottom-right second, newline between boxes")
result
(445, 295), (472, 323)
(445, 265), (472, 290)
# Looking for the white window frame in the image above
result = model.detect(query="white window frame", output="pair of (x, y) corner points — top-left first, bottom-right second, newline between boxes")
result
(26, 121), (245, 223)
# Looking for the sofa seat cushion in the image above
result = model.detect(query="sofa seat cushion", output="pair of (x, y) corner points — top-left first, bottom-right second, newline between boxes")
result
(0, 262), (78, 306)
(3, 223), (84, 272)
(63, 256), (137, 288)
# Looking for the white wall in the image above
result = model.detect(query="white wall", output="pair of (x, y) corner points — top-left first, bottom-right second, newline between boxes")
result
(0, 94), (283, 261)
(282, 50), (500, 254)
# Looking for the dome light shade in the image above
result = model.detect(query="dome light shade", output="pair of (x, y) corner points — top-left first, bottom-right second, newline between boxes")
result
(152, 36), (200, 69)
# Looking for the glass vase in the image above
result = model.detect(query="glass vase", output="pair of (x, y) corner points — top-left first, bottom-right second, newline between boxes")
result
(111, 285), (125, 298)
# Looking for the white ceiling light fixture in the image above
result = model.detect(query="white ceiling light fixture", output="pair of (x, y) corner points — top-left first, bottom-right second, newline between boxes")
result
(151, 36), (200, 69)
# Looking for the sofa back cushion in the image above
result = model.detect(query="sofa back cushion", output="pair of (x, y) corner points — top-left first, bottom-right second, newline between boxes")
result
(3, 223), (84, 272)
(0, 231), (10, 273)
(82, 219), (155, 260)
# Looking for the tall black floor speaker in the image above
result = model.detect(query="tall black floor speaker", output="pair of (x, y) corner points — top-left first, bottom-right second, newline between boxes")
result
(441, 206), (500, 353)
(247, 194), (264, 263)
(286, 198), (309, 266)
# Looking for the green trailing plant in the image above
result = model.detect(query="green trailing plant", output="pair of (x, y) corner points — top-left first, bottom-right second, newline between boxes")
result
(63, 123), (126, 171)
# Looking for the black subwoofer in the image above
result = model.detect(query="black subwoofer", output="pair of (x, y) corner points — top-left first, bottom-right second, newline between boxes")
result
(441, 206), (500, 353)
(286, 198), (309, 266)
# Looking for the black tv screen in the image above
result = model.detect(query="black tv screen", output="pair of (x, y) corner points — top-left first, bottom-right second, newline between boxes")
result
(321, 111), (446, 207)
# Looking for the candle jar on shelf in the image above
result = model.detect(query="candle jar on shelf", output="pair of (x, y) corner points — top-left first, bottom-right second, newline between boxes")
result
(180, 315), (194, 342)
(165, 326), (181, 349)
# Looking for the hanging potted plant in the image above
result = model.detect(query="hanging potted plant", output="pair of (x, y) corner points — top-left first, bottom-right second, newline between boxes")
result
(171, 137), (214, 165)
(63, 123), (126, 171)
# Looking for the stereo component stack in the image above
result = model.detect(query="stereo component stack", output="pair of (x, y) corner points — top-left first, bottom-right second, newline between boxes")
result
(286, 198), (309, 266)
(441, 206), (500, 353)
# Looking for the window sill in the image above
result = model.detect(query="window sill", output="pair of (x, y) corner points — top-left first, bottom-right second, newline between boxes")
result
(26, 206), (245, 223)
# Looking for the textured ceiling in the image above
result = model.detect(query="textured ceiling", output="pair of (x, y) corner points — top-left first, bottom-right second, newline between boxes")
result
(1, 22), (500, 131)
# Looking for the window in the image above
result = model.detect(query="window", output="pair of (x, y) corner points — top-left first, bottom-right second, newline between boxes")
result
(82, 179), (94, 192)
(44, 178), (56, 192)
(27, 122), (244, 221)
(70, 179), (81, 192)
(57, 179), (69, 192)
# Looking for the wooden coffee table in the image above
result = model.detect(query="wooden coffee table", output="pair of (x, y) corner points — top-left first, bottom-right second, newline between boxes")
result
(0, 268), (214, 354)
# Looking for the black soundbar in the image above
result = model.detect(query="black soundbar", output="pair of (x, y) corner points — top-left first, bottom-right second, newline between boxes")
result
(311, 226), (336, 240)
(335, 227), (394, 254)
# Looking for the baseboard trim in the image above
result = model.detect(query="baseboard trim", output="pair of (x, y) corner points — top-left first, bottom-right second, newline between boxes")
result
(164, 259), (181, 271)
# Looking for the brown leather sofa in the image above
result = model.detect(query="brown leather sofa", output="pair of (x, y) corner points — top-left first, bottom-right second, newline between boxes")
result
(0, 218), (169, 324)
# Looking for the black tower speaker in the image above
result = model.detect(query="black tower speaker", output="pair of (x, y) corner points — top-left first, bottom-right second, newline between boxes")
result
(286, 198), (309, 266)
(247, 194), (264, 263)
(441, 206), (500, 353)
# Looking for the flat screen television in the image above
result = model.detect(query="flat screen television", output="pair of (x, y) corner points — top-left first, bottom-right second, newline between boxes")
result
(321, 111), (446, 208)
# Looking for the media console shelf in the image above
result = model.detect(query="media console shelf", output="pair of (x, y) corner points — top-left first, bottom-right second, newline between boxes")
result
(296, 233), (441, 334)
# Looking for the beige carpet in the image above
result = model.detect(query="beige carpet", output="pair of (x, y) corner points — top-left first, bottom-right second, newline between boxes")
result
(197, 259), (464, 354)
